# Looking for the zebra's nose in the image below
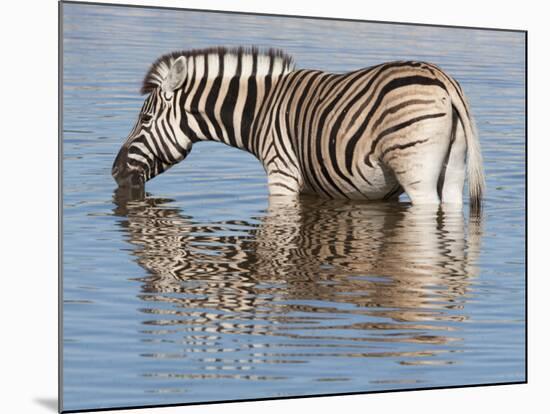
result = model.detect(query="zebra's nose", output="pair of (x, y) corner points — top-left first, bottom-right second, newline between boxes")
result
(112, 145), (129, 183)
(112, 145), (144, 189)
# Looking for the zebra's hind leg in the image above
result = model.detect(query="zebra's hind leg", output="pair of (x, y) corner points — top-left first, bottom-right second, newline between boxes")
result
(439, 112), (467, 206)
(379, 115), (453, 206)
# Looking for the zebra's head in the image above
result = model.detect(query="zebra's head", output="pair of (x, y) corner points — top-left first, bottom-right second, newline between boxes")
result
(112, 55), (191, 189)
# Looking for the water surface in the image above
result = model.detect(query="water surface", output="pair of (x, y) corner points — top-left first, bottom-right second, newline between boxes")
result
(62, 3), (526, 411)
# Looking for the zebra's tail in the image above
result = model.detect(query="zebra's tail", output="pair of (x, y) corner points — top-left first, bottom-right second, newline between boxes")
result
(445, 79), (485, 216)
(464, 109), (485, 217)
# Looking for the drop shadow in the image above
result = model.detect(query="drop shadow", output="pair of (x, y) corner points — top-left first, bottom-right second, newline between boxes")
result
(34, 397), (58, 412)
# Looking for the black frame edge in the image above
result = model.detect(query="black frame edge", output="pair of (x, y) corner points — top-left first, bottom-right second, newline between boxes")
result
(524, 30), (529, 383)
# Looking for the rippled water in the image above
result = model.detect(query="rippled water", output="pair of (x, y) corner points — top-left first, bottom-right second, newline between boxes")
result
(61, 2), (526, 411)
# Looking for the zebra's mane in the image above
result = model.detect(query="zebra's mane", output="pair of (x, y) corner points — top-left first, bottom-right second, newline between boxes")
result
(141, 46), (295, 95)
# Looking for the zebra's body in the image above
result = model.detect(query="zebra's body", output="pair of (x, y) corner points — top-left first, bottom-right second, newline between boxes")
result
(112, 47), (484, 212)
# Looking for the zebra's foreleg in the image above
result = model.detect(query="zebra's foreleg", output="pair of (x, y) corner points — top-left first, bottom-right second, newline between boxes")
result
(265, 160), (303, 197)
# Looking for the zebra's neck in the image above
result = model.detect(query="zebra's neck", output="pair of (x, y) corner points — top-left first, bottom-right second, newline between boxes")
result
(174, 49), (295, 154)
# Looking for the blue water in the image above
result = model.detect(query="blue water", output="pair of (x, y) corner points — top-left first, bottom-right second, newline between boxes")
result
(61, 2), (526, 411)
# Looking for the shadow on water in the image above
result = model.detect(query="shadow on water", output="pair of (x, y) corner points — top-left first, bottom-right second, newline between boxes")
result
(112, 191), (484, 381)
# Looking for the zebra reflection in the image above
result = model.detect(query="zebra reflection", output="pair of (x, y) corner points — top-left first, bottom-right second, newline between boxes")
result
(113, 193), (482, 349)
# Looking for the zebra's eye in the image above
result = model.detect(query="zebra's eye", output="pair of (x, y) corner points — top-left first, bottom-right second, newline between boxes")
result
(141, 113), (153, 123)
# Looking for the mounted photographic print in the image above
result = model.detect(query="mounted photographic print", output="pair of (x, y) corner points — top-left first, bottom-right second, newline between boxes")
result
(60, 1), (527, 412)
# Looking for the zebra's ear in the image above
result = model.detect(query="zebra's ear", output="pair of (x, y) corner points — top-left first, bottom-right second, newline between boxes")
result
(162, 56), (187, 95)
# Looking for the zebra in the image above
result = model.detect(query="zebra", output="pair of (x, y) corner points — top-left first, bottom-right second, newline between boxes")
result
(112, 47), (484, 213)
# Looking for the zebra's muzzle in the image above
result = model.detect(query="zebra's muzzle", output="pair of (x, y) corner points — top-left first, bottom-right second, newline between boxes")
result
(113, 170), (144, 188)
(112, 146), (144, 189)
